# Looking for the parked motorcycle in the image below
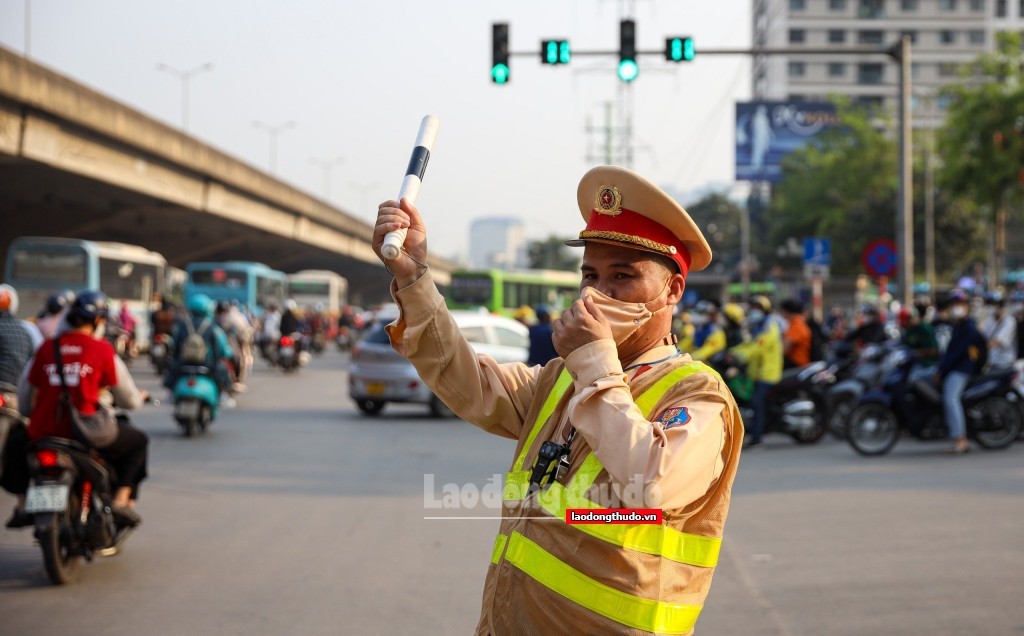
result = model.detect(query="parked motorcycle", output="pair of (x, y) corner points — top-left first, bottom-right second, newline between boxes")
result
(172, 365), (220, 437)
(21, 436), (136, 584)
(846, 347), (1022, 456)
(709, 353), (830, 444)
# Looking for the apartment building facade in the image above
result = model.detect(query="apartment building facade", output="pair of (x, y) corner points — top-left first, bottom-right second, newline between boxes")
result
(753, 0), (1024, 124)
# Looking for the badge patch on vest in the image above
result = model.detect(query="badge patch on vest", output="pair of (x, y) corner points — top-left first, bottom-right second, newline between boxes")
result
(656, 407), (691, 430)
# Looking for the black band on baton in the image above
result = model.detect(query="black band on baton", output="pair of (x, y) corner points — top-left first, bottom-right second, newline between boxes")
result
(406, 146), (430, 180)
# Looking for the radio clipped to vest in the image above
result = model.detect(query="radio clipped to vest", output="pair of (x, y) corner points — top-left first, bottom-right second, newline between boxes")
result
(528, 428), (577, 493)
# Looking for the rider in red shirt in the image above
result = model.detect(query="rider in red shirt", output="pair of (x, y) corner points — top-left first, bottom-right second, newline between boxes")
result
(4, 291), (148, 529)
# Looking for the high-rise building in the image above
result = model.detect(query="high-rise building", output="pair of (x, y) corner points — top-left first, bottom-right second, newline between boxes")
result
(753, 0), (1022, 125)
(469, 217), (528, 270)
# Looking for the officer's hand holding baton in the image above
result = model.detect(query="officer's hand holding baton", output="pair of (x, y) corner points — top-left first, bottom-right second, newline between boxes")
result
(373, 198), (428, 287)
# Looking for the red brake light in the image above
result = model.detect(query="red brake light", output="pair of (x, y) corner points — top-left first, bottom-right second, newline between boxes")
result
(0, 394), (5, 409)
(281, 336), (294, 347)
(187, 378), (196, 387)
(36, 449), (59, 467)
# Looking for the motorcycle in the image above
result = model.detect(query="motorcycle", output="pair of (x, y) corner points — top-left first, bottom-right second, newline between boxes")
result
(823, 342), (896, 438)
(709, 353), (830, 444)
(22, 435), (136, 584)
(149, 332), (172, 375)
(172, 364), (220, 437)
(276, 333), (302, 373)
(846, 347), (1022, 456)
(0, 382), (21, 479)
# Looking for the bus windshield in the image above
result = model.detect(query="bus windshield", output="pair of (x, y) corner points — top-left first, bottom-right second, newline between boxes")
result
(9, 247), (88, 285)
(190, 269), (248, 288)
(451, 277), (494, 304)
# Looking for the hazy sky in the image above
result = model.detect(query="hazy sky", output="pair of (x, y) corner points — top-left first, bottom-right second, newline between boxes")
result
(0, 0), (752, 261)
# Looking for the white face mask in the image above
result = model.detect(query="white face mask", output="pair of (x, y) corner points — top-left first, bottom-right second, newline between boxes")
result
(581, 281), (671, 345)
(950, 305), (968, 320)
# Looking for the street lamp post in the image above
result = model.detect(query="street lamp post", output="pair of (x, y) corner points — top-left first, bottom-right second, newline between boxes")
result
(252, 121), (296, 176)
(309, 156), (346, 201)
(156, 62), (213, 132)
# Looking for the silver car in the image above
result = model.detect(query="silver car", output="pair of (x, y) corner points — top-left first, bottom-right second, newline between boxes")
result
(349, 310), (530, 417)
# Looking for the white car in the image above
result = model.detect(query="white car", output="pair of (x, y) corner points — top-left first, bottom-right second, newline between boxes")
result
(349, 310), (530, 417)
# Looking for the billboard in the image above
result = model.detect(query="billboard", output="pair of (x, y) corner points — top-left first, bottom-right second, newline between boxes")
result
(735, 101), (839, 183)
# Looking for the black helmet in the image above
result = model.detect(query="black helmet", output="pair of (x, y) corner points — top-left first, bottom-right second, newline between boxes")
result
(44, 289), (76, 316)
(216, 300), (230, 314)
(66, 290), (110, 327)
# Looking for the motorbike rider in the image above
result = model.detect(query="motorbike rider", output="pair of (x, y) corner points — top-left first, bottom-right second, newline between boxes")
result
(899, 305), (939, 365)
(932, 290), (987, 455)
(729, 295), (783, 448)
(167, 295), (236, 406)
(36, 290), (76, 341)
(0, 286), (35, 392)
(780, 299), (812, 369)
(216, 300), (253, 389)
(982, 293), (1017, 373)
(845, 304), (888, 348)
(722, 302), (747, 348)
(6, 291), (148, 528)
(691, 300), (727, 361)
(280, 299), (302, 338)
(259, 302), (282, 361)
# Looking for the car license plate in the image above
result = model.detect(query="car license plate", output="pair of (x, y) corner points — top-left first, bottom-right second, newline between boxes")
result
(280, 346), (295, 357)
(151, 344), (165, 357)
(26, 484), (70, 513)
(367, 381), (386, 396)
(175, 400), (200, 418)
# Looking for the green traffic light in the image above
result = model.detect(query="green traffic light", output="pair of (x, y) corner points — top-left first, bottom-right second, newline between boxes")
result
(683, 38), (695, 61)
(617, 59), (638, 82)
(559, 41), (570, 64)
(546, 41), (558, 64)
(670, 38), (683, 61)
(491, 63), (510, 84)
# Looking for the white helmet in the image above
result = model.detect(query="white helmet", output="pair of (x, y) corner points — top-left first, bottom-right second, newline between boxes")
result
(0, 284), (19, 316)
(285, 299), (298, 311)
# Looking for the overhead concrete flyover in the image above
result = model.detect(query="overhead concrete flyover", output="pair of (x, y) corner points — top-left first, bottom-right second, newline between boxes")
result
(0, 46), (454, 304)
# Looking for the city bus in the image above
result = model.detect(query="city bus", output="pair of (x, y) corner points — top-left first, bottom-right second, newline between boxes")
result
(184, 262), (287, 314)
(447, 268), (581, 317)
(4, 236), (167, 347)
(287, 270), (348, 316)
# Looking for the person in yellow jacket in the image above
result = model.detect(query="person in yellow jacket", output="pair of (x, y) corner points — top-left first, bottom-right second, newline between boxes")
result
(729, 295), (782, 448)
(374, 165), (743, 635)
(691, 300), (727, 361)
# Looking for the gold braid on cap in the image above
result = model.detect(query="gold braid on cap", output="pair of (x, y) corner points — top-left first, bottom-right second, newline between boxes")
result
(577, 230), (678, 255)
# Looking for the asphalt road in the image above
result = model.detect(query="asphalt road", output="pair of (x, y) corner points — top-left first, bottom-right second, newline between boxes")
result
(1, 349), (1022, 635)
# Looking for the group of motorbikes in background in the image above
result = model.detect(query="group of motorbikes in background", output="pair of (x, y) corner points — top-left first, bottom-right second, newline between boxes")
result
(693, 294), (1024, 455)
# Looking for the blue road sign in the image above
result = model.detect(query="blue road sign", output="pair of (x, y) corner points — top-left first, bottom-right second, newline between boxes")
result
(803, 238), (831, 266)
(861, 238), (897, 278)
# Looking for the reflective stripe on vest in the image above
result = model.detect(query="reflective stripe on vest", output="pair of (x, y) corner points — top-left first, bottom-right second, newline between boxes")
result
(504, 531), (702, 635)
(491, 361), (725, 631)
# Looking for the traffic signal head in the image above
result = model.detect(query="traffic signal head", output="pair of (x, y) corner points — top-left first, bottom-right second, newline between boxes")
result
(666, 36), (695, 62)
(541, 39), (571, 65)
(492, 23), (510, 84)
(618, 19), (638, 82)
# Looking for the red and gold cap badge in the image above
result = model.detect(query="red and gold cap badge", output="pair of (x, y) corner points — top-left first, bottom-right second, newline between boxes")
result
(595, 186), (623, 216)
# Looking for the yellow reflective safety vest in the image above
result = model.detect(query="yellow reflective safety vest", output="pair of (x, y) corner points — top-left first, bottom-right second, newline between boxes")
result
(479, 359), (744, 636)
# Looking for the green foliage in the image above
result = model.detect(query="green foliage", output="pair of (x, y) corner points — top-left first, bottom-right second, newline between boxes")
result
(938, 32), (1024, 212)
(685, 192), (744, 273)
(766, 102), (897, 275)
(527, 235), (580, 271)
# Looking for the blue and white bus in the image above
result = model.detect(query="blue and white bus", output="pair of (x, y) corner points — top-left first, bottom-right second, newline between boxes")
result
(184, 261), (288, 314)
(4, 236), (167, 347)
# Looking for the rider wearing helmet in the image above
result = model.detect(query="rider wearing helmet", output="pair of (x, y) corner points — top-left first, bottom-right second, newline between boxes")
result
(690, 300), (727, 361)
(280, 298), (302, 337)
(6, 291), (148, 528)
(729, 295), (783, 448)
(36, 289), (76, 340)
(167, 294), (235, 401)
(722, 303), (747, 348)
(0, 285), (35, 389)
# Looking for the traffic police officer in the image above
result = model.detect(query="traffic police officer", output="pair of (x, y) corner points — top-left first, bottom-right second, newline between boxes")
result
(374, 166), (743, 635)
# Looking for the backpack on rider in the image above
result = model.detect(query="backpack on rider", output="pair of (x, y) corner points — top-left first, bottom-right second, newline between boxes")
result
(182, 317), (212, 365)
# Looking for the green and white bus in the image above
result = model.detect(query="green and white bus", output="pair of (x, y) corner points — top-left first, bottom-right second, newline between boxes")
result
(447, 269), (581, 317)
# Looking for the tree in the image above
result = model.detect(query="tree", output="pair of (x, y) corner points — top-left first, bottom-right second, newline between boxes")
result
(767, 102), (897, 276)
(684, 192), (744, 274)
(938, 31), (1024, 287)
(527, 235), (580, 271)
